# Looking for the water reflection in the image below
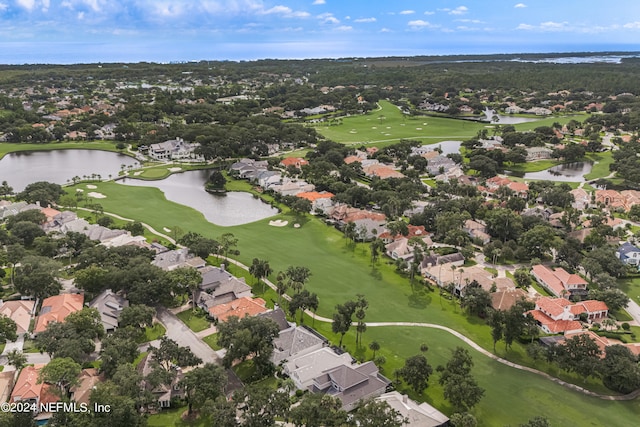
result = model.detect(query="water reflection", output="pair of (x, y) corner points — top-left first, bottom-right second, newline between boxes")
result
(119, 170), (278, 226)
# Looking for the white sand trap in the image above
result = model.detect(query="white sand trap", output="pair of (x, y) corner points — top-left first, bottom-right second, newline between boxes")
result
(400, 123), (405, 126)
(87, 192), (106, 199)
(386, 126), (391, 129)
(385, 133), (391, 136)
(423, 123), (428, 125)
(269, 219), (289, 227)
(416, 128), (422, 130)
(86, 184), (97, 189)
(163, 227), (171, 233)
(76, 189), (84, 192)
(372, 127), (377, 129)
(349, 131), (357, 134)
(168, 167), (182, 172)
(134, 171), (143, 176)
(293, 223), (301, 228)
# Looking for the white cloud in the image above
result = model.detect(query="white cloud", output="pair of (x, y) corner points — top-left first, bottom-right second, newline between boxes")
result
(41, 0), (49, 12)
(516, 23), (534, 30)
(0, 1), (7, 10)
(17, 0), (36, 11)
(380, 27), (391, 32)
(318, 12), (339, 24)
(263, 5), (310, 18)
(336, 25), (352, 31)
(450, 6), (468, 15)
(408, 19), (435, 28)
(354, 17), (376, 23)
(400, 10), (415, 15)
(152, 2), (186, 17)
(312, 0), (325, 4)
(514, 3), (527, 8)
(77, 11), (84, 19)
(424, 11), (434, 15)
(540, 21), (566, 29)
(456, 19), (482, 24)
(623, 22), (640, 29)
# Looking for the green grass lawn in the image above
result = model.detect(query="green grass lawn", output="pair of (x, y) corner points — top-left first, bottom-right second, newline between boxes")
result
(176, 309), (211, 333)
(617, 275), (640, 306)
(136, 323), (166, 343)
(22, 339), (40, 353)
(0, 141), (132, 160)
(132, 352), (148, 367)
(584, 151), (615, 180)
(147, 406), (208, 427)
(315, 100), (487, 146)
(66, 179), (640, 425)
(202, 333), (222, 351)
(507, 160), (560, 173)
(315, 102), (585, 149)
(348, 326), (637, 427)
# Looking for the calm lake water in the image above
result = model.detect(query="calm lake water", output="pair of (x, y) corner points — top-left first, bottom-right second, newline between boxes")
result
(119, 170), (278, 226)
(483, 109), (541, 125)
(520, 162), (594, 182)
(0, 149), (140, 192)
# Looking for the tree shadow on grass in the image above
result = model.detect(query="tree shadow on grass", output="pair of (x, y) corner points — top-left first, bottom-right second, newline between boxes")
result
(407, 289), (432, 310)
(369, 267), (382, 281)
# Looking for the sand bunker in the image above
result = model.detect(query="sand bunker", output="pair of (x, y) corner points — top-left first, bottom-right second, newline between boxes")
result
(168, 167), (182, 172)
(134, 171), (143, 176)
(86, 184), (97, 189)
(76, 189), (84, 192)
(268, 219), (289, 227)
(87, 192), (106, 199)
(416, 128), (422, 130)
(293, 223), (301, 228)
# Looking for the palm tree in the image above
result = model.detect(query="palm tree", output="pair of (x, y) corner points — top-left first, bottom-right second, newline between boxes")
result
(369, 341), (380, 358)
(275, 271), (288, 307)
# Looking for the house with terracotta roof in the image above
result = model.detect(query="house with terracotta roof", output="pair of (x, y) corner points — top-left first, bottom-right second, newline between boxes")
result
(570, 188), (591, 210)
(463, 219), (491, 244)
(0, 299), (35, 334)
(379, 224), (429, 243)
(70, 369), (104, 406)
(34, 293), (84, 335)
(530, 265), (588, 298)
(595, 190), (626, 210)
(483, 176), (529, 198)
(296, 191), (335, 214)
(10, 365), (59, 407)
(208, 297), (268, 323)
(362, 164), (405, 179)
(385, 236), (432, 262)
(280, 157), (309, 169)
(528, 297), (608, 334)
(490, 288), (529, 311)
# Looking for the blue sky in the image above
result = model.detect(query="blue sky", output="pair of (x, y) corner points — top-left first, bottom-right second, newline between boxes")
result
(0, 0), (639, 63)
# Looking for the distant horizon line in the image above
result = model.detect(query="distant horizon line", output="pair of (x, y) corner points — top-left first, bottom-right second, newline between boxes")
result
(3, 49), (640, 67)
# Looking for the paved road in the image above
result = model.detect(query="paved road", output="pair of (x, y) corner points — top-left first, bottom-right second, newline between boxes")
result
(624, 299), (640, 325)
(155, 306), (220, 364)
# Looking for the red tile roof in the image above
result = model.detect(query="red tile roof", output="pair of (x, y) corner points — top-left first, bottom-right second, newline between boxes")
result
(208, 297), (268, 322)
(34, 294), (84, 334)
(280, 157), (309, 168)
(10, 365), (59, 405)
(296, 191), (335, 202)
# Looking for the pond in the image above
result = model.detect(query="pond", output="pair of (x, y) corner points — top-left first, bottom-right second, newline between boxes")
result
(483, 108), (541, 125)
(119, 170), (278, 226)
(427, 140), (463, 155)
(0, 149), (140, 192)
(520, 162), (594, 182)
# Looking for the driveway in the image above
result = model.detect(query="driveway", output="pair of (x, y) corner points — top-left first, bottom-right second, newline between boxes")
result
(1, 334), (24, 355)
(624, 299), (640, 325)
(155, 306), (221, 364)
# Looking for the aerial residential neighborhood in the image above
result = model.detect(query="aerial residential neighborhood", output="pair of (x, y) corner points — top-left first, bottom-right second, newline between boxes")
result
(1, 43), (640, 427)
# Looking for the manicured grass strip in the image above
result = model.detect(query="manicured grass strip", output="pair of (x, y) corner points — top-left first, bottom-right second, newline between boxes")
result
(148, 406), (208, 427)
(315, 100), (487, 146)
(136, 323), (166, 343)
(0, 141), (131, 160)
(176, 310), (211, 333)
(202, 333), (222, 351)
(584, 151), (615, 180)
